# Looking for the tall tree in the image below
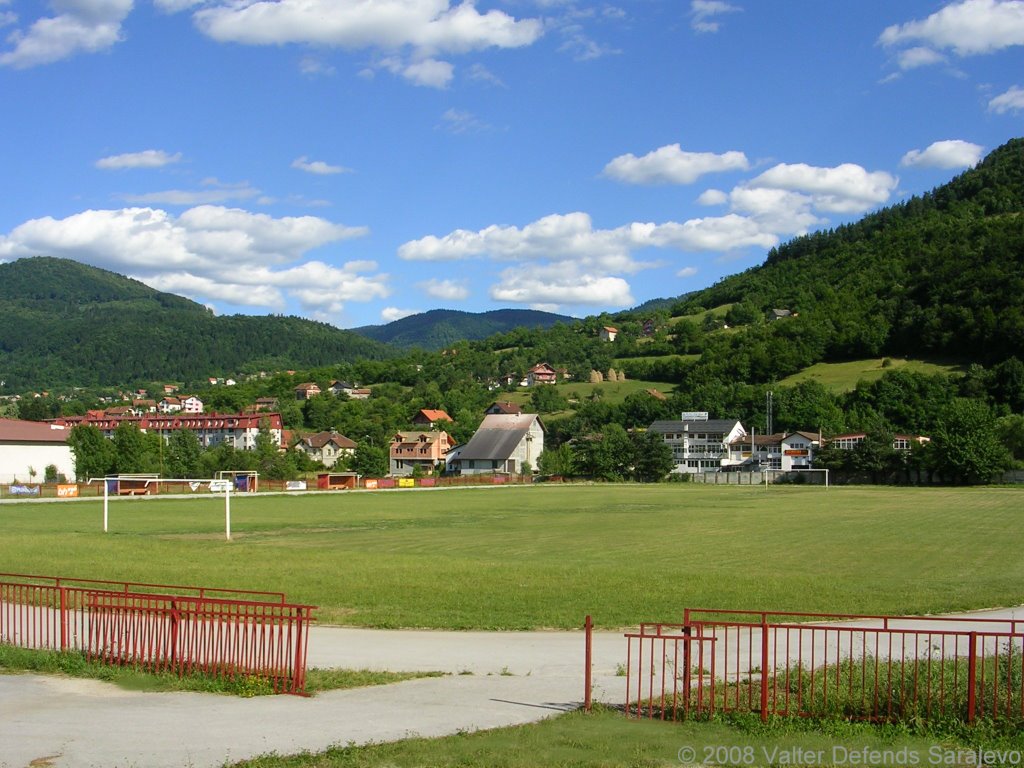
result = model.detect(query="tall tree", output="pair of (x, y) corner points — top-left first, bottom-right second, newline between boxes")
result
(929, 399), (1010, 485)
(67, 424), (115, 480)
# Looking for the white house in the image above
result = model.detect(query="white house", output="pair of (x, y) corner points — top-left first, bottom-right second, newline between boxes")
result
(446, 413), (544, 475)
(0, 419), (75, 484)
(649, 414), (746, 473)
(727, 431), (820, 470)
(600, 326), (618, 342)
(181, 396), (204, 414)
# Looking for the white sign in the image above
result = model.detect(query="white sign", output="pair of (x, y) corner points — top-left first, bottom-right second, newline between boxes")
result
(285, 480), (307, 491)
(681, 411), (709, 421)
(209, 480), (231, 492)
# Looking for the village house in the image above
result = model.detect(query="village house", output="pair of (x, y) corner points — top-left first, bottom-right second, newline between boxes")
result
(180, 396), (203, 415)
(445, 413), (544, 476)
(389, 430), (453, 476)
(0, 418), (75, 484)
(726, 431), (820, 471)
(649, 413), (747, 473)
(294, 382), (321, 400)
(412, 409), (453, 429)
(158, 396), (182, 414)
(600, 326), (618, 342)
(485, 401), (523, 416)
(294, 431), (357, 468)
(526, 363), (557, 386)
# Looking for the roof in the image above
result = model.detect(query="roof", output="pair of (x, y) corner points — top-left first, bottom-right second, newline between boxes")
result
(415, 409), (452, 423)
(730, 433), (785, 446)
(487, 401), (523, 414)
(0, 418), (70, 443)
(303, 431), (357, 450)
(456, 414), (542, 461)
(295, 382), (320, 390)
(649, 419), (744, 434)
(602, 326), (618, 333)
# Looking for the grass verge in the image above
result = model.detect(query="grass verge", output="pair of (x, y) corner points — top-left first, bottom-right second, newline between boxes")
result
(0, 645), (442, 696)
(231, 707), (1024, 767)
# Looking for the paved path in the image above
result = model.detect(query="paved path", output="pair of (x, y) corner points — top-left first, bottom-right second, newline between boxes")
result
(2, 609), (1021, 768)
(0, 627), (627, 768)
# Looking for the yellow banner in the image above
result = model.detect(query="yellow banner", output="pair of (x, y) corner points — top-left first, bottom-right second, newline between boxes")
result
(398, 478), (415, 488)
(57, 484), (79, 498)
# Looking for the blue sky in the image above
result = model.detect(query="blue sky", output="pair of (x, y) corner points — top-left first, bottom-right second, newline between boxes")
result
(0, 0), (1022, 329)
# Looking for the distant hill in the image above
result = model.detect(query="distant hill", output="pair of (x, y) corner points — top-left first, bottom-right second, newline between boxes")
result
(0, 257), (394, 390)
(654, 138), (1024, 372)
(352, 308), (574, 349)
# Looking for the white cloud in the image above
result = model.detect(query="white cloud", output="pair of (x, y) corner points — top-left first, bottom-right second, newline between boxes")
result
(439, 108), (489, 133)
(402, 57), (453, 88)
(557, 24), (619, 61)
(989, 84), (1024, 112)
(746, 162), (898, 214)
(420, 278), (469, 300)
(0, 0), (133, 68)
(120, 183), (262, 206)
(697, 189), (728, 206)
(690, 0), (741, 33)
(490, 267), (634, 307)
(896, 46), (946, 69)
(382, 306), (419, 322)
(900, 139), (984, 168)
(677, 266), (699, 278)
(728, 186), (824, 235)
(879, 0), (1024, 57)
(192, 0), (543, 55)
(95, 149), (182, 170)
(0, 205), (382, 315)
(291, 156), (351, 175)
(299, 55), (335, 76)
(467, 62), (504, 87)
(603, 144), (750, 185)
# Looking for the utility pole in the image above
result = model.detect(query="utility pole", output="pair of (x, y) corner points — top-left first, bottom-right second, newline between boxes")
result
(766, 390), (773, 436)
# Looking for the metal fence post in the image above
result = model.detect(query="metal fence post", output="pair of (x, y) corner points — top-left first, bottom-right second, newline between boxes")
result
(967, 632), (978, 724)
(59, 586), (68, 651)
(760, 622), (770, 722)
(584, 614), (593, 712)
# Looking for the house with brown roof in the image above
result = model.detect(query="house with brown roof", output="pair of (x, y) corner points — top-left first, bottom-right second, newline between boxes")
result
(294, 382), (321, 400)
(0, 418), (75, 484)
(294, 431), (357, 468)
(526, 363), (557, 386)
(600, 326), (618, 342)
(485, 401), (523, 416)
(389, 430), (452, 476)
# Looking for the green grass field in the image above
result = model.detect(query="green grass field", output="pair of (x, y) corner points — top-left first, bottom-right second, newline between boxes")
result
(1, 484), (1022, 629)
(778, 358), (962, 393)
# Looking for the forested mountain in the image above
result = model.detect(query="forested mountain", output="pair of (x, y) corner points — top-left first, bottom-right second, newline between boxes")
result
(0, 257), (394, 389)
(353, 308), (573, 349)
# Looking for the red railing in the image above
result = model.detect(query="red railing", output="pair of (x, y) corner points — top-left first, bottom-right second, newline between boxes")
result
(624, 609), (1024, 725)
(0, 574), (314, 694)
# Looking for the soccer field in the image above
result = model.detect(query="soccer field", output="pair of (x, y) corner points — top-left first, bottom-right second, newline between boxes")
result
(1, 484), (1021, 629)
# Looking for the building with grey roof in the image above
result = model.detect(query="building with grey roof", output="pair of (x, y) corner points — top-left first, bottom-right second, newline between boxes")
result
(447, 414), (544, 475)
(649, 415), (746, 474)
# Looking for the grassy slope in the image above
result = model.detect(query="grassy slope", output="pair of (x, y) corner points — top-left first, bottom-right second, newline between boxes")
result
(2, 485), (1022, 629)
(778, 358), (963, 393)
(495, 379), (676, 422)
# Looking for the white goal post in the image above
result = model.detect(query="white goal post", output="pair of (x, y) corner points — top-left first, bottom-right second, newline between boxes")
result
(87, 475), (239, 540)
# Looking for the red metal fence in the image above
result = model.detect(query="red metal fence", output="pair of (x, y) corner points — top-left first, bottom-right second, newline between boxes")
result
(0, 573), (314, 694)
(624, 609), (1024, 725)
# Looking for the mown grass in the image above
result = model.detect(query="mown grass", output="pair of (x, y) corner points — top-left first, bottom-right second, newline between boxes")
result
(0, 645), (442, 696)
(233, 707), (1024, 767)
(778, 358), (963, 393)
(1, 485), (1022, 629)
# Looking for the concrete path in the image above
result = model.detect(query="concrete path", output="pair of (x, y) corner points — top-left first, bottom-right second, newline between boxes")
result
(0, 627), (627, 768)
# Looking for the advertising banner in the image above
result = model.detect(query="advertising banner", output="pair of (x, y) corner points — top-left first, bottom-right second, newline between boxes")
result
(398, 478), (415, 488)
(9, 484), (40, 496)
(57, 484), (79, 498)
(364, 479), (379, 489)
(285, 480), (307, 491)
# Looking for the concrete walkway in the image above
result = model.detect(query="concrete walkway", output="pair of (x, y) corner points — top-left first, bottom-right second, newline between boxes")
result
(0, 627), (627, 768)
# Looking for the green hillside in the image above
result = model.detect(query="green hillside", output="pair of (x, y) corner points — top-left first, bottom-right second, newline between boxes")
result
(0, 257), (394, 389)
(353, 308), (573, 349)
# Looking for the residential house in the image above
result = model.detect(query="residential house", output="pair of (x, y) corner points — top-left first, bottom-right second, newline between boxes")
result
(0, 418), (75, 484)
(727, 431), (820, 471)
(105, 405), (137, 418)
(526, 363), (557, 386)
(389, 430), (453, 476)
(828, 433), (929, 451)
(600, 326), (618, 342)
(294, 431), (357, 468)
(649, 414), (747, 473)
(412, 409), (453, 429)
(133, 399), (157, 413)
(52, 412), (284, 450)
(767, 309), (794, 322)
(294, 382), (321, 400)
(158, 396), (182, 414)
(446, 413), (544, 476)
(181, 396), (203, 415)
(485, 401), (523, 416)
(163, 384), (179, 394)
(347, 388), (372, 400)
(252, 397), (279, 412)
(327, 380), (371, 400)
